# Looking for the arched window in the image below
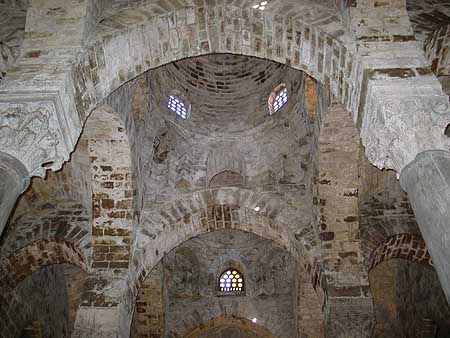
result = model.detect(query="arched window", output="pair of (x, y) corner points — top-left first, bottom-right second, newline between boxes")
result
(219, 269), (244, 294)
(167, 94), (190, 119)
(268, 83), (288, 115)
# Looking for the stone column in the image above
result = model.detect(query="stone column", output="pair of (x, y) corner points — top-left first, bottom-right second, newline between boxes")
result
(400, 150), (450, 301)
(0, 151), (29, 234)
(360, 75), (450, 303)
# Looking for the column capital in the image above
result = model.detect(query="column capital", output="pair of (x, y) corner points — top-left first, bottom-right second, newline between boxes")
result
(0, 91), (79, 177)
(360, 76), (450, 173)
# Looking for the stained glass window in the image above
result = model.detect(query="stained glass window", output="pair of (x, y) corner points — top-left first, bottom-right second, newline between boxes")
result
(268, 83), (288, 115)
(167, 95), (189, 119)
(219, 269), (244, 293)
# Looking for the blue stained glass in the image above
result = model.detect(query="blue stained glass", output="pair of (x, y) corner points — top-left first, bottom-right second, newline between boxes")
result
(168, 95), (188, 119)
(273, 88), (288, 113)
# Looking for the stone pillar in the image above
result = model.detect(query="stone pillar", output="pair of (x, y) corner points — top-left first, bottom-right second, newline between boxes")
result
(0, 151), (29, 234)
(324, 298), (375, 338)
(400, 150), (450, 301)
(317, 104), (375, 337)
(359, 74), (450, 304)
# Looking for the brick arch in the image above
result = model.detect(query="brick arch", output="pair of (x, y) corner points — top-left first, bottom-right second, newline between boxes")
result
(0, 239), (87, 293)
(128, 185), (318, 289)
(369, 233), (433, 272)
(122, 183), (320, 336)
(72, 4), (359, 128)
(123, 205), (317, 337)
(1, 203), (91, 262)
(183, 316), (277, 338)
(134, 204), (300, 288)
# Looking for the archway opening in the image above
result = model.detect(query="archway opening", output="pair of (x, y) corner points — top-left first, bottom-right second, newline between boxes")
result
(129, 229), (317, 338)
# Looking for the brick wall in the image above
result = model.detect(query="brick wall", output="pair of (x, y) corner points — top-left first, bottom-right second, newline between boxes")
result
(369, 233), (432, 271)
(184, 317), (277, 338)
(85, 107), (133, 270)
(370, 259), (450, 337)
(296, 270), (325, 338)
(132, 230), (297, 338)
(0, 240), (87, 293)
(359, 151), (421, 268)
(316, 103), (374, 335)
(131, 264), (164, 338)
(317, 104), (369, 296)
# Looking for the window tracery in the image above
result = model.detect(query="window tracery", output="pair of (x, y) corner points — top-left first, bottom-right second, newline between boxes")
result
(167, 95), (189, 119)
(268, 83), (288, 115)
(219, 269), (244, 294)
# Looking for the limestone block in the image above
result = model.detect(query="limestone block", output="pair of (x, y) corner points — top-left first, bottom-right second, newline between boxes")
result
(361, 76), (450, 173)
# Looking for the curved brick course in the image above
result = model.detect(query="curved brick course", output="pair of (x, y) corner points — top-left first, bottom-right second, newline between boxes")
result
(0, 239), (87, 293)
(369, 233), (433, 271)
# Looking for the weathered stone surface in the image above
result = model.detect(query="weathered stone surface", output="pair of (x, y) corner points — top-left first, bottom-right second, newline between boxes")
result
(0, 97), (76, 177)
(1, 1), (450, 337)
(369, 259), (450, 337)
(400, 150), (450, 302)
(0, 151), (29, 235)
(132, 230), (299, 338)
(361, 76), (450, 173)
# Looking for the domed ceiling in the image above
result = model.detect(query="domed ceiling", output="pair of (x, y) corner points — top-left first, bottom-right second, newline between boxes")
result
(149, 54), (304, 135)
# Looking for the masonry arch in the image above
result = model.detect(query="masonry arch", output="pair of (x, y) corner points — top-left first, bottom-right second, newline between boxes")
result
(120, 175), (321, 336)
(369, 233), (433, 272)
(0, 239), (87, 292)
(183, 316), (278, 338)
(0, 240), (88, 338)
(131, 228), (301, 338)
(70, 4), (358, 131)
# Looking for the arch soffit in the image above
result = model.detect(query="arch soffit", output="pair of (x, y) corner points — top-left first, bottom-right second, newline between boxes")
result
(71, 4), (359, 125)
(134, 187), (317, 274)
(183, 316), (277, 338)
(0, 239), (88, 292)
(368, 233), (433, 272)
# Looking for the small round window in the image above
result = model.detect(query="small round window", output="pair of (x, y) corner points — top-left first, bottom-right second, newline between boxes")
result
(167, 95), (189, 119)
(219, 269), (244, 293)
(268, 83), (288, 115)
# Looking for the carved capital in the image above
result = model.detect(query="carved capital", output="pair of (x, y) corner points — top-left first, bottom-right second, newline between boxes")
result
(0, 92), (77, 177)
(360, 76), (450, 173)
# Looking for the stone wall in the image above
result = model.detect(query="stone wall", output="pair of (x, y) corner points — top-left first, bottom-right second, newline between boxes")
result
(369, 233), (432, 271)
(195, 325), (263, 338)
(132, 230), (300, 338)
(131, 264), (164, 338)
(124, 57), (322, 332)
(359, 151), (421, 268)
(163, 230), (296, 338)
(85, 107), (133, 270)
(0, 3), (26, 83)
(2, 134), (92, 261)
(370, 259), (450, 337)
(296, 269), (325, 338)
(0, 264), (72, 338)
(316, 103), (374, 336)
(407, 0), (450, 46)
